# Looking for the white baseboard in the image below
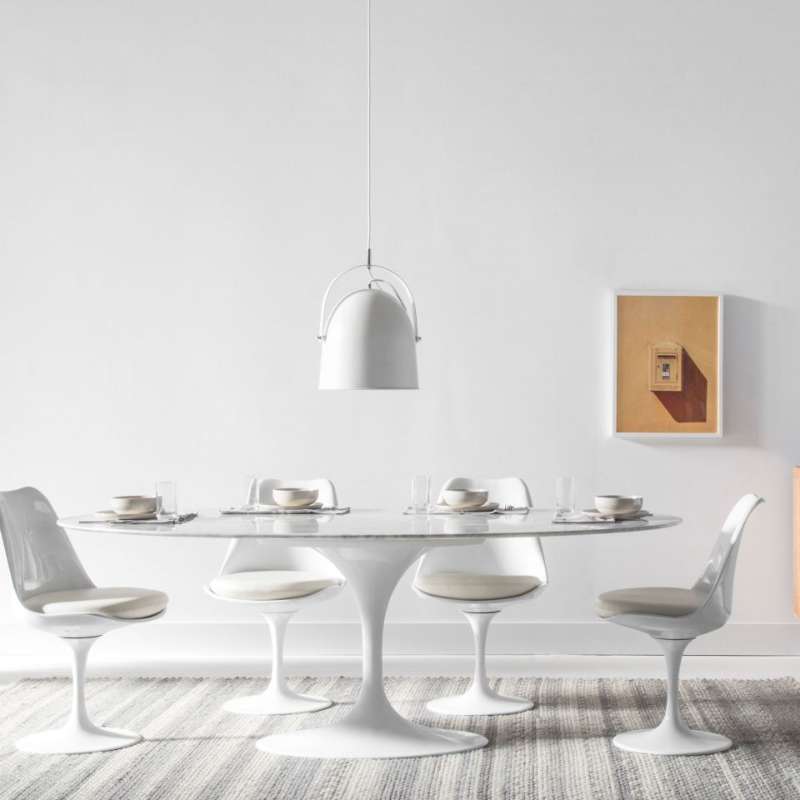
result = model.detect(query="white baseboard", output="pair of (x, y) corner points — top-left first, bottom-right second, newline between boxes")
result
(2, 620), (799, 681)
(3, 653), (800, 681)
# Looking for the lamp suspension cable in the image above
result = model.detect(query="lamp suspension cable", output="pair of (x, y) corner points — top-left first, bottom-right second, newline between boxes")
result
(366, 0), (373, 272)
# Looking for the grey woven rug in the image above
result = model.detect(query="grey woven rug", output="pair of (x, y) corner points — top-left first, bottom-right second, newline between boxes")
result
(1, 676), (799, 800)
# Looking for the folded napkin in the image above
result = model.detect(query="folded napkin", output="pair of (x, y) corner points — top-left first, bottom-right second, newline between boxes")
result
(80, 512), (197, 525)
(404, 504), (530, 516)
(553, 509), (652, 524)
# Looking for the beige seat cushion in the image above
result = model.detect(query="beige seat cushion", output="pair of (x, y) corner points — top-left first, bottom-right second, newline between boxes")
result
(595, 586), (705, 619)
(415, 571), (541, 601)
(26, 587), (168, 620)
(209, 570), (339, 602)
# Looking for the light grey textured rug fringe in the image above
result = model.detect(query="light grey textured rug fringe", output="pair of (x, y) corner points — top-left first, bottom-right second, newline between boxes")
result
(1, 677), (799, 800)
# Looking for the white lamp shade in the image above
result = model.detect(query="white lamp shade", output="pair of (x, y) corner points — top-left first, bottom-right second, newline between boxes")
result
(319, 288), (419, 389)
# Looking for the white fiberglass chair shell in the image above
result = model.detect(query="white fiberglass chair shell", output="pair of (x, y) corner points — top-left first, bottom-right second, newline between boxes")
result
(206, 478), (344, 715)
(0, 487), (168, 754)
(413, 477), (547, 715)
(596, 493), (764, 755)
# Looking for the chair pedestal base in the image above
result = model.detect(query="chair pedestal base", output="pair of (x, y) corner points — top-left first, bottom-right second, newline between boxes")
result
(613, 637), (732, 756)
(223, 690), (331, 716)
(17, 723), (141, 755)
(613, 725), (732, 756)
(16, 636), (143, 755)
(427, 610), (533, 717)
(427, 688), (532, 716)
(223, 611), (333, 716)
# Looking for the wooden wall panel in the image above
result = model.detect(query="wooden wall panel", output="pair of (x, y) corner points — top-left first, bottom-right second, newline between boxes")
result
(794, 467), (800, 617)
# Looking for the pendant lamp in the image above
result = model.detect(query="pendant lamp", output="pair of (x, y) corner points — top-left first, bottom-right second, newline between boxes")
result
(317, 0), (420, 390)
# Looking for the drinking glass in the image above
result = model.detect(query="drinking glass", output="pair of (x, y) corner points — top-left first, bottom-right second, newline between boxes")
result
(555, 476), (575, 514)
(411, 475), (430, 513)
(155, 481), (177, 518)
(244, 475), (259, 508)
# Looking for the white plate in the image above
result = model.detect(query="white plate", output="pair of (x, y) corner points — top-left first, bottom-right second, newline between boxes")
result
(430, 502), (500, 514)
(259, 502), (323, 511)
(94, 510), (158, 521)
(221, 504), (348, 516)
(585, 508), (652, 521)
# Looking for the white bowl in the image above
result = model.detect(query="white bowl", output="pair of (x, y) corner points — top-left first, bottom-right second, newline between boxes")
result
(442, 489), (490, 510)
(594, 495), (642, 516)
(111, 495), (158, 516)
(272, 487), (319, 509)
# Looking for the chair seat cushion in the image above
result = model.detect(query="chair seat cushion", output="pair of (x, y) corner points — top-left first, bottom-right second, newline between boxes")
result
(25, 587), (168, 620)
(415, 571), (541, 601)
(209, 570), (339, 602)
(595, 586), (705, 619)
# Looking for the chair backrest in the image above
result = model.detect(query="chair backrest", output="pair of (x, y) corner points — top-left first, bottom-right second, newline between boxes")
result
(692, 493), (764, 616)
(0, 487), (94, 604)
(218, 478), (342, 579)
(417, 477), (547, 583)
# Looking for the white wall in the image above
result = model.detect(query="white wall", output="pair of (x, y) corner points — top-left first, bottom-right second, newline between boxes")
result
(1, 0), (799, 666)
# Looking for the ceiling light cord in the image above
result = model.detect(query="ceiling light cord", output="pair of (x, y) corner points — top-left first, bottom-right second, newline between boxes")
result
(366, 0), (373, 274)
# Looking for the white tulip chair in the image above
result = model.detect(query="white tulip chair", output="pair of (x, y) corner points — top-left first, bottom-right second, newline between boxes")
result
(596, 493), (764, 755)
(206, 478), (344, 715)
(413, 477), (548, 715)
(0, 487), (168, 754)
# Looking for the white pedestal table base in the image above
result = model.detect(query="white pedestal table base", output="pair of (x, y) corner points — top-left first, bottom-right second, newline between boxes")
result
(256, 541), (488, 759)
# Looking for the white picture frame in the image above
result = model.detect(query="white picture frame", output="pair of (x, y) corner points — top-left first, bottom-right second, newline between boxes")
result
(612, 291), (724, 439)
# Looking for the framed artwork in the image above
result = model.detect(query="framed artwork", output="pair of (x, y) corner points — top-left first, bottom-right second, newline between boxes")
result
(613, 292), (723, 438)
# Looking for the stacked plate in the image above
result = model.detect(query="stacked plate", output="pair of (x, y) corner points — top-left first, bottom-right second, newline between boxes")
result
(428, 488), (499, 514)
(593, 495), (647, 520)
(554, 495), (650, 523)
(94, 495), (158, 522)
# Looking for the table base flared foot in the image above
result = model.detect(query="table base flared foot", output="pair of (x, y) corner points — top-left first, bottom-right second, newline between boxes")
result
(17, 724), (141, 754)
(613, 726), (732, 756)
(427, 691), (533, 716)
(257, 715), (487, 759)
(224, 691), (332, 716)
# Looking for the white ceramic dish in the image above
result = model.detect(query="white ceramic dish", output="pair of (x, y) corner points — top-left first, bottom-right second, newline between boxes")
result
(594, 495), (642, 516)
(442, 489), (490, 510)
(115, 511), (158, 521)
(111, 495), (158, 516)
(429, 501), (499, 515)
(271, 487), (319, 509)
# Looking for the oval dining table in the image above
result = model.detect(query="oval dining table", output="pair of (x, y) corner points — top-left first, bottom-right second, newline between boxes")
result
(59, 509), (681, 760)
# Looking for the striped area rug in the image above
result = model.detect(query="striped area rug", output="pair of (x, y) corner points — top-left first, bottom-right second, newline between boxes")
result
(1, 676), (799, 800)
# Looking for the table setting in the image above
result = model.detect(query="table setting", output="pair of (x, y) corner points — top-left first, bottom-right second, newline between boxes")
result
(403, 480), (530, 516)
(553, 494), (652, 524)
(78, 485), (198, 526)
(222, 485), (351, 516)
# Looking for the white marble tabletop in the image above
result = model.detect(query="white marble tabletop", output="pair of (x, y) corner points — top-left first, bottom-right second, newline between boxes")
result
(59, 509), (682, 541)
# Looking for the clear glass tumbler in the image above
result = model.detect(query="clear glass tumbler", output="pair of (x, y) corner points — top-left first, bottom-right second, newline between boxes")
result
(155, 481), (177, 518)
(245, 475), (259, 508)
(411, 475), (430, 513)
(555, 476), (575, 514)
